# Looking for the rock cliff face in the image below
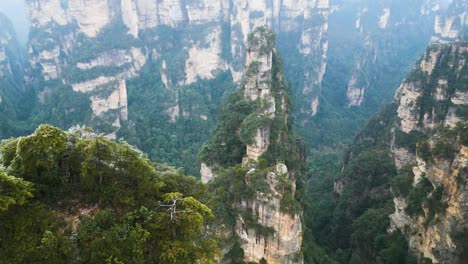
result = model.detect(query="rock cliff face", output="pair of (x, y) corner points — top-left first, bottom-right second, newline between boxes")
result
(23, 0), (465, 159)
(295, 0), (457, 149)
(200, 27), (303, 264)
(432, 0), (467, 43)
(237, 164), (303, 264)
(24, 0), (329, 136)
(388, 41), (467, 263)
(328, 0), (440, 108)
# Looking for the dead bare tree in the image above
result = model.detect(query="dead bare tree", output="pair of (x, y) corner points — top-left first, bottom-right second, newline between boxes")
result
(158, 197), (192, 221)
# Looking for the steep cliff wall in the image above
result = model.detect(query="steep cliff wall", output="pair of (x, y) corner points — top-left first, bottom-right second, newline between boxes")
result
(389, 42), (467, 264)
(22, 0), (328, 174)
(320, 40), (467, 264)
(25, 0), (328, 133)
(200, 27), (303, 264)
(23, 0), (463, 163)
(432, 0), (467, 43)
(299, 0), (449, 148)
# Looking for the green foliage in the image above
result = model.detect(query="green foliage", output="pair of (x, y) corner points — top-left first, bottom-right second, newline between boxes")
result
(120, 62), (235, 176)
(70, 20), (140, 64)
(455, 122), (468, 145)
(452, 226), (468, 262)
(0, 202), (71, 264)
(77, 196), (218, 264)
(304, 134), (402, 263)
(455, 105), (468, 120)
(432, 140), (456, 160)
(391, 165), (415, 197)
(375, 230), (418, 264)
(423, 186), (448, 226)
(0, 170), (33, 212)
(239, 113), (271, 145)
(3, 125), (70, 200)
(395, 130), (429, 153)
(418, 142), (433, 162)
(0, 125), (219, 263)
(405, 176), (433, 217)
(351, 208), (391, 262)
(302, 152), (341, 262)
(223, 239), (245, 264)
(29, 81), (93, 132)
(199, 91), (256, 166)
(412, 44), (467, 124)
(208, 165), (274, 233)
(247, 26), (276, 55)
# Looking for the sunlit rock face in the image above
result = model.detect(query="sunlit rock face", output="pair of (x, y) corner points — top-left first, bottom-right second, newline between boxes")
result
(25, 0), (329, 135)
(199, 27), (304, 263)
(388, 42), (468, 264)
(234, 28), (303, 264)
(395, 43), (468, 134)
(236, 164), (303, 264)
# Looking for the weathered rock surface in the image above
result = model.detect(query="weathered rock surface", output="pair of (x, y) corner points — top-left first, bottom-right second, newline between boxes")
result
(389, 42), (467, 264)
(431, 0), (467, 43)
(237, 164), (303, 264)
(200, 27), (303, 263)
(395, 43), (467, 135)
(25, 0), (329, 133)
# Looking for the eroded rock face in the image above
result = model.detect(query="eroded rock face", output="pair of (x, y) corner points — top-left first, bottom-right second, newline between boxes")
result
(237, 164), (303, 264)
(328, 0), (450, 109)
(25, 0), (330, 132)
(0, 16), (14, 78)
(390, 140), (467, 264)
(431, 0), (467, 43)
(199, 27), (303, 263)
(242, 28), (277, 161)
(389, 42), (468, 263)
(394, 43), (468, 135)
(200, 162), (215, 184)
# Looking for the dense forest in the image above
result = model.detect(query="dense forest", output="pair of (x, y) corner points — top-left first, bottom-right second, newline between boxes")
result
(0, 125), (219, 263)
(0, 0), (467, 263)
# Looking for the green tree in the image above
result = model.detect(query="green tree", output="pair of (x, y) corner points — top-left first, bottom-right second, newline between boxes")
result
(0, 170), (33, 212)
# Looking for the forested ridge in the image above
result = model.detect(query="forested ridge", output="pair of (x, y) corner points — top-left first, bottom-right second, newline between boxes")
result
(0, 125), (219, 264)
(0, 1), (466, 263)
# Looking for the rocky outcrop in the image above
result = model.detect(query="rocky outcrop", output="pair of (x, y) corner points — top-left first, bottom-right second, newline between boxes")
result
(328, 0), (444, 109)
(26, 0), (111, 37)
(431, 0), (467, 43)
(237, 164), (303, 264)
(390, 135), (467, 264)
(184, 25), (227, 85)
(394, 43), (468, 135)
(388, 42), (468, 263)
(200, 27), (303, 263)
(25, 0), (329, 134)
(242, 28), (276, 161)
(237, 31), (303, 259)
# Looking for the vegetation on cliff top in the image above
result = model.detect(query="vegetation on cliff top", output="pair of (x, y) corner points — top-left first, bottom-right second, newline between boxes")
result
(0, 125), (219, 264)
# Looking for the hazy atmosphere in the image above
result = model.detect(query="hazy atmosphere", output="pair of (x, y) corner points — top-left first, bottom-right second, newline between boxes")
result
(0, 0), (28, 45)
(0, 1), (466, 264)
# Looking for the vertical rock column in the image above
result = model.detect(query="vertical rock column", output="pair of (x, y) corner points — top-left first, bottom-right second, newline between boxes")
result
(243, 28), (276, 161)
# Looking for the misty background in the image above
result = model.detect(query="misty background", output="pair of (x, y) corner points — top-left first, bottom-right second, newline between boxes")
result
(0, 0), (28, 45)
